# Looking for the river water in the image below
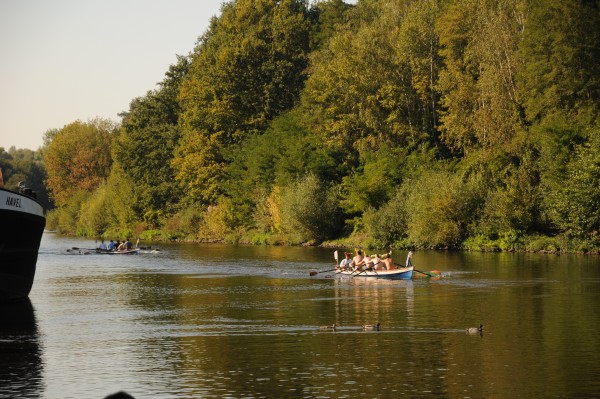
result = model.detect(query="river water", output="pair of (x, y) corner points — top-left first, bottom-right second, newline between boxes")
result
(1, 232), (599, 398)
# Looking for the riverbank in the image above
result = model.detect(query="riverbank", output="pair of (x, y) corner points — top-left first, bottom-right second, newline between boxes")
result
(47, 218), (599, 256)
(134, 230), (599, 256)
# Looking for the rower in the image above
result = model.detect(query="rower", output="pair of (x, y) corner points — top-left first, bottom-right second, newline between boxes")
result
(339, 252), (353, 270)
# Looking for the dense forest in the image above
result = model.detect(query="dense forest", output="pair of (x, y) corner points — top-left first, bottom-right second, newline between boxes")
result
(9, 0), (600, 253)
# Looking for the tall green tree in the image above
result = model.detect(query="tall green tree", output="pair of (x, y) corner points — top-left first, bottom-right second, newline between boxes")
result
(437, 0), (525, 154)
(550, 125), (600, 239)
(478, 145), (542, 235)
(517, 0), (600, 237)
(396, 0), (442, 145)
(307, 0), (353, 51)
(302, 2), (409, 157)
(224, 110), (341, 230)
(434, 0), (479, 154)
(115, 56), (189, 226)
(302, 0), (444, 216)
(517, 0), (600, 125)
(174, 0), (311, 205)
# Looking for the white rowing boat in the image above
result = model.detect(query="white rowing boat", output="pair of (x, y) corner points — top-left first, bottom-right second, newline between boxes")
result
(336, 266), (413, 280)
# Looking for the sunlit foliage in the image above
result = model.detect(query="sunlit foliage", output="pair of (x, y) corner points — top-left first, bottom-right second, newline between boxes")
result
(43, 118), (116, 207)
(38, 0), (600, 252)
(174, 0), (311, 205)
(115, 56), (189, 224)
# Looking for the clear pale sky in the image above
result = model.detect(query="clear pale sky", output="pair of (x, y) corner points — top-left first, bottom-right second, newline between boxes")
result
(0, 0), (225, 150)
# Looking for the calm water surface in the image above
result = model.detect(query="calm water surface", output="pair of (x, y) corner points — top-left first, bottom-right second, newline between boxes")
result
(1, 232), (599, 398)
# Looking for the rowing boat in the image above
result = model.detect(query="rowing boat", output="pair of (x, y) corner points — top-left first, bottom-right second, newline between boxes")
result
(336, 266), (413, 280)
(95, 248), (140, 255)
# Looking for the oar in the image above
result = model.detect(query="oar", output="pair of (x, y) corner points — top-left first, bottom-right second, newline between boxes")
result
(352, 267), (368, 277)
(371, 257), (386, 277)
(310, 250), (342, 276)
(394, 262), (437, 278)
(71, 247), (97, 251)
(414, 268), (437, 277)
(309, 268), (337, 276)
(364, 262), (380, 278)
(353, 269), (367, 278)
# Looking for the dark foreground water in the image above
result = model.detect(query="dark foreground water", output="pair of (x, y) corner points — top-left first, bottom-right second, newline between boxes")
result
(1, 232), (599, 398)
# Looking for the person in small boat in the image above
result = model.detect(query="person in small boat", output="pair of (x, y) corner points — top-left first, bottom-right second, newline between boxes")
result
(352, 249), (364, 270)
(382, 253), (396, 270)
(371, 254), (385, 270)
(125, 238), (133, 250)
(117, 240), (126, 251)
(356, 254), (374, 270)
(107, 240), (116, 251)
(339, 252), (353, 270)
(98, 240), (107, 251)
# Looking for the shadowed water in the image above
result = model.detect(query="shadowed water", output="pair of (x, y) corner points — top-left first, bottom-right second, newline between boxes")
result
(1, 232), (599, 398)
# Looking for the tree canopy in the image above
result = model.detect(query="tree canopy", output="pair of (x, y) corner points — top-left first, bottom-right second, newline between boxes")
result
(173, 0), (311, 205)
(44, 119), (116, 207)
(40, 0), (600, 253)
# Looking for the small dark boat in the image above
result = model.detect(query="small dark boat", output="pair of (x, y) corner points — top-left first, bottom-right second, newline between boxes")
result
(0, 184), (46, 301)
(95, 248), (139, 255)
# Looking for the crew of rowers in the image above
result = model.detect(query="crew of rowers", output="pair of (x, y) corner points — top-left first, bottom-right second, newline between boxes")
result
(337, 249), (397, 272)
(97, 238), (135, 251)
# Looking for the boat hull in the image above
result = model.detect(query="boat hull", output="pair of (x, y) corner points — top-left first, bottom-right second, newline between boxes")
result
(0, 188), (45, 302)
(337, 266), (413, 280)
(95, 248), (139, 255)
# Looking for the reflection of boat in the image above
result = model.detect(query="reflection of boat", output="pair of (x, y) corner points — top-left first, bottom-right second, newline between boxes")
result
(95, 248), (140, 255)
(0, 185), (46, 301)
(337, 266), (413, 280)
(0, 298), (44, 397)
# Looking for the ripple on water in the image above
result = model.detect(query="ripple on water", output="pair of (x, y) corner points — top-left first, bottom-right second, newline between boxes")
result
(16, 234), (600, 399)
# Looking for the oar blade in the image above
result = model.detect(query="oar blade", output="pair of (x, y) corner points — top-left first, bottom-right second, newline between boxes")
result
(309, 268), (337, 276)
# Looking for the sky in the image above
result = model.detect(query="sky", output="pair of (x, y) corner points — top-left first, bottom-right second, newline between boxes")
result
(0, 0), (225, 150)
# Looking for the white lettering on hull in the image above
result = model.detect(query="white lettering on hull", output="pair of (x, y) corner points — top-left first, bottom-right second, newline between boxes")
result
(6, 196), (22, 208)
(0, 189), (44, 217)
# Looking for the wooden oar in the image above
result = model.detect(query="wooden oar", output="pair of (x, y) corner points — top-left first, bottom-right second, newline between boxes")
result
(352, 267), (368, 277)
(71, 247), (97, 251)
(309, 268), (337, 276)
(394, 262), (437, 278)
(413, 268), (438, 277)
(310, 250), (342, 276)
(371, 259), (386, 277)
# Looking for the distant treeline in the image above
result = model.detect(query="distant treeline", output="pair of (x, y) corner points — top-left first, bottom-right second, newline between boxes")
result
(25, 0), (600, 252)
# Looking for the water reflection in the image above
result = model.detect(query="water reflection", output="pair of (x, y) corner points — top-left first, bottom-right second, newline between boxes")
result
(0, 298), (43, 398)
(23, 233), (600, 398)
(333, 277), (415, 327)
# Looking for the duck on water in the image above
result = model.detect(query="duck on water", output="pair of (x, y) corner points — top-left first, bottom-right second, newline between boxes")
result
(466, 324), (483, 334)
(363, 323), (381, 331)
